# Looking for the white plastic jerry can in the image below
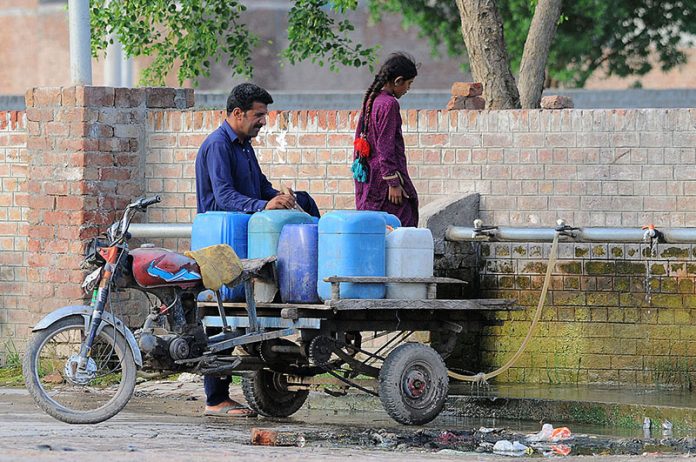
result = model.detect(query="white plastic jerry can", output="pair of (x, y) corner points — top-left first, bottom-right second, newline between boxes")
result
(385, 227), (434, 299)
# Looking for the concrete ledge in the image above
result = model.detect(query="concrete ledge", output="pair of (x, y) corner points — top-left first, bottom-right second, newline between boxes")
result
(305, 384), (696, 431)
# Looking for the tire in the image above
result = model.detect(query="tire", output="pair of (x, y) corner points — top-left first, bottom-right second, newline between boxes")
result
(378, 342), (449, 425)
(241, 369), (308, 418)
(22, 316), (137, 424)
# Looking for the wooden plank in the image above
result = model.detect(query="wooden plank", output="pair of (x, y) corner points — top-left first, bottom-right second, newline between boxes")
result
(198, 301), (332, 311)
(326, 298), (519, 311)
(324, 276), (467, 284)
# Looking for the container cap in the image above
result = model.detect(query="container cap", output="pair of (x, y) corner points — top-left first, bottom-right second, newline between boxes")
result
(318, 210), (387, 234)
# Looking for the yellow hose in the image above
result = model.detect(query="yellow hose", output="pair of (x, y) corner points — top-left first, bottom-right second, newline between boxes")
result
(448, 232), (560, 383)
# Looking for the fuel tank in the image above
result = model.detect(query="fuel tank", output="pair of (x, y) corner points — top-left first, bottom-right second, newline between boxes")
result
(131, 247), (201, 288)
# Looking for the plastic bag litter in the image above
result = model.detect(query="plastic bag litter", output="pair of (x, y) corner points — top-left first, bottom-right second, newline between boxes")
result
(527, 423), (572, 442)
(493, 440), (533, 456)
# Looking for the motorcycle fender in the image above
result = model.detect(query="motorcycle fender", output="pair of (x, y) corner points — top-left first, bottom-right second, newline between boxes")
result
(32, 305), (143, 367)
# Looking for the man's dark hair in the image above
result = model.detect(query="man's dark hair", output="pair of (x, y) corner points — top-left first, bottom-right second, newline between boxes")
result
(226, 83), (273, 115)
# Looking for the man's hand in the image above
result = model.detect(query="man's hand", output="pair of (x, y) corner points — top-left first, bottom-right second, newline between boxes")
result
(265, 193), (296, 210)
(388, 185), (405, 205)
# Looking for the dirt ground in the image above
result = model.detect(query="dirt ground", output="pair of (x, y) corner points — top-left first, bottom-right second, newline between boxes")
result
(1, 379), (694, 462)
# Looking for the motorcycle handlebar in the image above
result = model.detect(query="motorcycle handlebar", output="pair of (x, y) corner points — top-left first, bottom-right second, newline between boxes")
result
(139, 195), (162, 208)
(129, 195), (162, 210)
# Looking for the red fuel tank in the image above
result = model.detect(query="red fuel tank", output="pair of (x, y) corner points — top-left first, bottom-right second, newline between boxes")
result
(131, 247), (201, 288)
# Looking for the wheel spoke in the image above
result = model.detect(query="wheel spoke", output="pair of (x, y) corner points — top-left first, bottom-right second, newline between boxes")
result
(25, 317), (136, 422)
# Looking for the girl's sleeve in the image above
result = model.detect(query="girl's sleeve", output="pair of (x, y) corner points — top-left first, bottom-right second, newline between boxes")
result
(373, 101), (403, 188)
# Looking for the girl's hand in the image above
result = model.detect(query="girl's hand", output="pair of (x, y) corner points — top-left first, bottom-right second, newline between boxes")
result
(388, 185), (404, 205)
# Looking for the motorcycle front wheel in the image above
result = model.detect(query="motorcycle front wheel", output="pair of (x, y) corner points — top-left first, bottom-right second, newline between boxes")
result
(22, 315), (137, 424)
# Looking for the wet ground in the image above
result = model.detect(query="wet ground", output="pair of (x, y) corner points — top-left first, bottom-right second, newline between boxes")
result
(2, 378), (696, 461)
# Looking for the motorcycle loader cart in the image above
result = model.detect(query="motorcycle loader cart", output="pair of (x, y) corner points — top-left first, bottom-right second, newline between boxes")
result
(195, 273), (517, 425)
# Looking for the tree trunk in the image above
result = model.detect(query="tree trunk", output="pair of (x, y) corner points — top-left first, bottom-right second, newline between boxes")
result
(455, 0), (520, 109)
(518, 0), (563, 108)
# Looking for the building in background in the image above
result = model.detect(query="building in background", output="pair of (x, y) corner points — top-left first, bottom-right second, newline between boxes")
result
(0, 0), (470, 94)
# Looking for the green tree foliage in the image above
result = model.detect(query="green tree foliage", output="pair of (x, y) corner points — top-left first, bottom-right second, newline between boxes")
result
(370, 0), (696, 87)
(90, 0), (377, 86)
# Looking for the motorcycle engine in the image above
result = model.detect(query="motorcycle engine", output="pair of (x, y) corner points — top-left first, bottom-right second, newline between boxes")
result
(136, 327), (205, 371)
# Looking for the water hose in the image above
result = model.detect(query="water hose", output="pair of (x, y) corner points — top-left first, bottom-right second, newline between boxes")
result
(447, 232), (560, 383)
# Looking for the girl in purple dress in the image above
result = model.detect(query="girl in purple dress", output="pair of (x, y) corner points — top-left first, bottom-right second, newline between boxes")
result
(353, 53), (419, 227)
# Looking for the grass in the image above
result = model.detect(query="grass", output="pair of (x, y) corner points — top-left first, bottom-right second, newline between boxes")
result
(0, 339), (24, 387)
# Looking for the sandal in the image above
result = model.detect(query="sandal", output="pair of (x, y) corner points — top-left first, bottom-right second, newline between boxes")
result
(204, 405), (258, 418)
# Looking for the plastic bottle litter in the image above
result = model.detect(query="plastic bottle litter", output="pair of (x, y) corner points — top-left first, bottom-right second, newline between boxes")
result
(493, 440), (533, 456)
(643, 417), (652, 438)
(527, 423), (572, 442)
(662, 420), (673, 437)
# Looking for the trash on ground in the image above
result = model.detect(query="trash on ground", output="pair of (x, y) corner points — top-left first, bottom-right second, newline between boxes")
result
(493, 439), (533, 456)
(251, 428), (306, 447)
(478, 427), (503, 434)
(527, 423), (572, 442)
(643, 417), (652, 429)
(662, 420), (673, 437)
(176, 372), (201, 383)
(549, 444), (572, 456)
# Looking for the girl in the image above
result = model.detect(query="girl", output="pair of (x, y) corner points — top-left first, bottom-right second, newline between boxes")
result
(353, 52), (419, 227)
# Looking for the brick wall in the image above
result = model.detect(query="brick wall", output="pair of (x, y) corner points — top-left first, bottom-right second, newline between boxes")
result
(146, 108), (696, 227)
(5, 93), (696, 386)
(0, 111), (28, 360)
(144, 107), (696, 386)
(478, 241), (696, 386)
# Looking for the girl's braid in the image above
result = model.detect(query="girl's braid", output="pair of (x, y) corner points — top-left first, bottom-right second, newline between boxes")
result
(360, 69), (389, 136)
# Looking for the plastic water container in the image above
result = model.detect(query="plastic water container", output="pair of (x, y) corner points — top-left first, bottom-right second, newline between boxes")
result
(385, 227), (434, 299)
(248, 210), (315, 302)
(190, 212), (250, 301)
(277, 224), (319, 303)
(317, 211), (387, 301)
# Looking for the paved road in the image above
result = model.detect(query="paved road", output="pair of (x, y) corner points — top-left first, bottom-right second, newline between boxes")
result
(0, 381), (689, 462)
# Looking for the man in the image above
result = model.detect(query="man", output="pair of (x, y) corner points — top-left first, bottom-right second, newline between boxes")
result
(195, 83), (317, 417)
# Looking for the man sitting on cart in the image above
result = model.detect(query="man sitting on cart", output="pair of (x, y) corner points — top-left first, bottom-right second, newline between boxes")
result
(194, 83), (319, 417)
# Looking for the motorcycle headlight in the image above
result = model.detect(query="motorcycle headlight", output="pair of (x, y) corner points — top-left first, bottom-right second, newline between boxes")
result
(82, 237), (106, 268)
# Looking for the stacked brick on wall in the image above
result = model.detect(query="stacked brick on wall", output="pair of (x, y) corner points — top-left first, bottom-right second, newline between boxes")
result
(23, 86), (193, 334)
(0, 111), (28, 358)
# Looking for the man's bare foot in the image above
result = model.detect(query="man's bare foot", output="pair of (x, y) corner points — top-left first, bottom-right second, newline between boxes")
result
(204, 399), (257, 417)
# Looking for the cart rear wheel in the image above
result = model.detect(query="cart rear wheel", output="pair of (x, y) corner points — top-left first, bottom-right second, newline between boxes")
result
(378, 342), (448, 425)
(241, 370), (308, 418)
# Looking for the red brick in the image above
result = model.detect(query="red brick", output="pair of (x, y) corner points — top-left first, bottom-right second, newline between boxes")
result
(24, 88), (34, 107)
(45, 122), (69, 137)
(145, 87), (176, 108)
(420, 133), (448, 147)
(26, 136), (50, 150)
(541, 95), (574, 109)
(33, 87), (62, 106)
(55, 284), (84, 300)
(298, 134), (326, 147)
(44, 182), (69, 195)
(114, 88), (145, 108)
(327, 134), (353, 147)
(62, 86), (76, 106)
(56, 107), (97, 123)
(76, 86), (115, 107)
(116, 182), (143, 198)
(25, 108), (54, 122)
(56, 196), (85, 211)
(99, 167), (132, 181)
(451, 82), (483, 97)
